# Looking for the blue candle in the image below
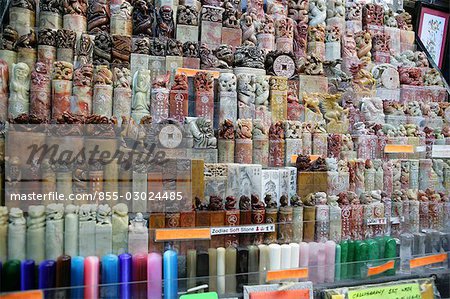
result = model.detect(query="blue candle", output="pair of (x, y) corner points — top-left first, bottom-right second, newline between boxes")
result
(21, 259), (35, 290)
(119, 253), (132, 299)
(163, 249), (178, 299)
(102, 254), (119, 299)
(71, 256), (85, 299)
(38, 260), (56, 290)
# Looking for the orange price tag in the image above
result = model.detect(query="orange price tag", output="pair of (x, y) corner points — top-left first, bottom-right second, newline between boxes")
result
(176, 68), (220, 78)
(266, 268), (308, 282)
(367, 260), (395, 276)
(384, 144), (414, 153)
(250, 289), (310, 299)
(0, 290), (43, 299)
(155, 228), (211, 241)
(410, 253), (447, 268)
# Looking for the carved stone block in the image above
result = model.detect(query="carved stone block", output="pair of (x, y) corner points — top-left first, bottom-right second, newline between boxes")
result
(345, 20), (362, 34)
(307, 41), (325, 61)
(222, 27), (242, 50)
(219, 91), (237, 124)
(384, 26), (400, 55)
(130, 53), (150, 79)
(113, 87), (132, 120)
(312, 133), (328, 156)
(325, 41), (340, 61)
(235, 139), (253, 164)
(39, 11), (62, 30)
(37, 45), (56, 72)
(0, 50), (17, 72)
(151, 88), (170, 123)
(63, 15), (87, 40)
(149, 56), (167, 81)
(296, 172), (328, 198)
(189, 148), (218, 163)
(201, 22), (222, 49)
(400, 30), (414, 46)
(166, 56), (184, 84)
(52, 80), (72, 119)
(253, 138), (269, 167)
(299, 75), (328, 102)
(257, 33), (275, 53)
(183, 57), (200, 69)
(285, 138), (302, 165)
(169, 90), (189, 122)
(176, 25), (200, 44)
(270, 76), (288, 122)
(17, 48), (37, 71)
(195, 91), (214, 120)
(93, 85), (113, 117)
(9, 7), (35, 37)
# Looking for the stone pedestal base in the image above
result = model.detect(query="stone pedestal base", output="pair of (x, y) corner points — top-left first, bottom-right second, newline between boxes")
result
(253, 138), (268, 167)
(0, 50), (17, 71)
(312, 133), (328, 156)
(93, 85), (113, 117)
(17, 48), (36, 70)
(400, 85), (448, 103)
(149, 56), (166, 80)
(297, 172), (328, 198)
(384, 26), (400, 55)
(257, 33), (275, 53)
(183, 57), (200, 69)
(131, 53), (150, 79)
(9, 7), (35, 37)
(151, 88), (170, 123)
(195, 91), (214, 121)
(270, 91), (287, 122)
(38, 45), (56, 71)
(285, 138), (302, 165)
(30, 85), (51, 120)
(307, 41), (325, 61)
(113, 87), (132, 120)
(325, 41), (340, 61)
(234, 67), (266, 76)
(219, 91), (237, 124)
(201, 20), (222, 48)
(169, 90), (189, 122)
(72, 85), (93, 116)
(39, 11), (62, 30)
(218, 139), (234, 163)
(52, 80), (72, 120)
(235, 139), (252, 164)
(222, 27), (242, 50)
(189, 148), (218, 163)
(299, 75), (328, 102)
(166, 56), (184, 84)
(276, 37), (294, 53)
(177, 25), (199, 43)
(110, 16), (132, 36)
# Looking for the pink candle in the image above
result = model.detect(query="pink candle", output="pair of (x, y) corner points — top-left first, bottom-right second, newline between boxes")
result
(308, 242), (318, 283)
(147, 252), (162, 299)
(133, 253), (148, 298)
(84, 256), (99, 299)
(325, 241), (336, 283)
(317, 243), (326, 284)
(299, 242), (309, 268)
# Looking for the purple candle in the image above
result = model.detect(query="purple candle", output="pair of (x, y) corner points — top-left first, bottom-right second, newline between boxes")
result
(119, 253), (132, 299)
(147, 252), (162, 299)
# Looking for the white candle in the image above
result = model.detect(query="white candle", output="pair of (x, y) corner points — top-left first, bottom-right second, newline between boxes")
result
(299, 242), (309, 268)
(64, 204), (79, 257)
(268, 243), (281, 271)
(325, 240), (336, 283)
(289, 243), (300, 269)
(216, 247), (226, 295)
(280, 244), (291, 269)
(258, 244), (269, 284)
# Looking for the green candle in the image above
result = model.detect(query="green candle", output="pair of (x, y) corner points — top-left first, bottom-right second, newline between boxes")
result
(335, 244), (341, 281)
(340, 240), (348, 280)
(187, 249), (197, 289)
(354, 241), (368, 279)
(384, 237), (397, 276)
(1, 259), (21, 291)
(208, 248), (217, 292)
(347, 240), (356, 279)
(366, 239), (380, 278)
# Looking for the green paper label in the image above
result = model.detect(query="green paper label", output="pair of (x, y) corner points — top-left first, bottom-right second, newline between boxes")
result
(180, 292), (219, 299)
(348, 283), (421, 299)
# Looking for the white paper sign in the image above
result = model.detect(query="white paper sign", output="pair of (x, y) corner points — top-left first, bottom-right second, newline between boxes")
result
(432, 145), (450, 158)
(210, 224), (275, 236)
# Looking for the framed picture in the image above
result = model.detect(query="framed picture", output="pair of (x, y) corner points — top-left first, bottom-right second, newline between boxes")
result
(417, 5), (450, 68)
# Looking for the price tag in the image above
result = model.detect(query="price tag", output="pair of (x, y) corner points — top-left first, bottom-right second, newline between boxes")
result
(367, 260), (395, 276)
(249, 289), (310, 299)
(266, 268), (308, 281)
(348, 283), (421, 299)
(155, 228), (211, 241)
(431, 145), (450, 158)
(0, 290), (43, 299)
(410, 253), (447, 268)
(211, 224), (275, 236)
(180, 292), (218, 299)
(384, 144), (414, 153)
(367, 218), (387, 225)
(176, 68), (220, 78)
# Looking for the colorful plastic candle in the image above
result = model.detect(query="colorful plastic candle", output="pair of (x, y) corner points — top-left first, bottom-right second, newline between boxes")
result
(308, 242), (318, 283)
(102, 254), (119, 299)
(247, 245), (259, 284)
(268, 243), (281, 271)
(84, 256), (99, 299)
(325, 241), (336, 283)
(119, 253), (132, 299)
(132, 253), (147, 298)
(216, 247), (226, 295)
(163, 249), (178, 299)
(316, 242), (326, 284)
(384, 237), (397, 276)
(289, 243), (300, 269)
(236, 247), (249, 292)
(196, 250), (209, 286)
(71, 256), (84, 299)
(335, 244), (341, 281)
(340, 240), (348, 280)
(2, 260), (21, 291)
(299, 242), (309, 268)
(56, 255), (71, 288)
(208, 248), (217, 292)
(21, 259), (35, 291)
(147, 252), (162, 299)
(39, 260), (56, 290)
(347, 240), (356, 278)
(280, 244), (291, 270)
(225, 247), (236, 294)
(354, 241), (368, 279)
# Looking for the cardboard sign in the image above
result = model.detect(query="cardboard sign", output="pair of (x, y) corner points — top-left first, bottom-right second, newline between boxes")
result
(266, 268), (308, 281)
(348, 283), (421, 299)
(384, 144), (414, 153)
(410, 253), (447, 268)
(155, 228), (211, 241)
(367, 260), (395, 276)
(249, 289), (310, 299)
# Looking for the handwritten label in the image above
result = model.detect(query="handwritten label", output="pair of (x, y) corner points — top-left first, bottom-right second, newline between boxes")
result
(432, 145), (450, 158)
(180, 292), (218, 299)
(266, 268), (308, 281)
(249, 289), (310, 299)
(384, 144), (414, 153)
(367, 260), (395, 276)
(410, 253), (447, 268)
(211, 224), (275, 236)
(155, 228), (211, 241)
(348, 283), (421, 299)
(367, 218), (387, 225)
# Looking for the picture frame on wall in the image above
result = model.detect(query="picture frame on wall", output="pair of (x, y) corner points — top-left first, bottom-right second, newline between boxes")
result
(417, 4), (450, 69)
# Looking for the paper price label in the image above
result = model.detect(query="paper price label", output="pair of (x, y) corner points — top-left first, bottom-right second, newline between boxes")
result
(410, 253), (447, 268)
(266, 268), (308, 281)
(0, 290), (43, 299)
(367, 218), (387, 225)
(431, 145), (450, 158)
(384, 144), (414, 153)
(249, 289), (310, 299)
(155, 228), (211, 241)
(348, 283), (421, 299)
(211, 224), (275, 236)
(367, 260), (395, 276)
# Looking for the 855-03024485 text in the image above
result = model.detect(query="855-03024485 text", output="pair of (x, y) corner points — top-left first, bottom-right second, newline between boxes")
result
(9, 191), (185, 202)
